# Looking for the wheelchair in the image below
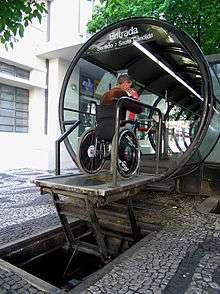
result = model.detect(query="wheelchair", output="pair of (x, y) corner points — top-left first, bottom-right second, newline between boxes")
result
(77, 103), (140, 178)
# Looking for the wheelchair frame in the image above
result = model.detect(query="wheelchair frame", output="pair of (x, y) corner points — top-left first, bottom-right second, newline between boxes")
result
(77, 124), (141, 178)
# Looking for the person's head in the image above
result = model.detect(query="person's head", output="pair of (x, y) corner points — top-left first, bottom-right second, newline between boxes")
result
(117, 74), (132, 91)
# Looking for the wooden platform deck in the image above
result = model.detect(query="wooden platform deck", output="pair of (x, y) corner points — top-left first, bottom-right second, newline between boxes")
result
(34, 172), (159, 206)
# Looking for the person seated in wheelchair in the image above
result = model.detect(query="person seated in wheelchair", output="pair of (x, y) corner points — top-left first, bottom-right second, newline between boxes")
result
(77, 74), (142, 178)
(96, 74), (142, 141)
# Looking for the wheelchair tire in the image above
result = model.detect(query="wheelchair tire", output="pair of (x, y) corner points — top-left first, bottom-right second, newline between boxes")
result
(117, 129), (140, 178)
(77, 128), (106, 175)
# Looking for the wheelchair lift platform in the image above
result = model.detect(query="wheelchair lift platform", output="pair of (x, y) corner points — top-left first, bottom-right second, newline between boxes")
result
(34, 172), (158, 262)
(34, 172), (158, 204)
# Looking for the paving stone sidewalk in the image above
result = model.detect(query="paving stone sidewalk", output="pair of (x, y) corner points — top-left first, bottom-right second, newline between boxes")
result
(0, 168), (78, 294)
(1, 169), (220, 293)
(78, 194), (220, 294)
(0, 168), (61, 246)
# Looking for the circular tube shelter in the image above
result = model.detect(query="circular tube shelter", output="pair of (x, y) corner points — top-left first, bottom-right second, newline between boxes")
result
(59, 17), (220, 182)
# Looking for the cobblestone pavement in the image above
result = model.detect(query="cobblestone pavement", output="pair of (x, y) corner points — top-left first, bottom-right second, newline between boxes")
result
(0, 259), (63, 294)
(0, 168), (60, 246)
(0, 168), (74, 293)
(79, 193), (220, 294)
(1, 170), (220, 293)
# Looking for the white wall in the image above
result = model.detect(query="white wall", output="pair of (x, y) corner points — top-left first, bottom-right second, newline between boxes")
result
(79, 0), (95, 35)
(0, 16), (46, 68)
(0, 85), (49, 171)
(0, 17), (48, 171)
(47, 57), (78, 170)
(0, 60), (49, 171)
(50, 0), (94, 44)
(0, 0), (94, 171)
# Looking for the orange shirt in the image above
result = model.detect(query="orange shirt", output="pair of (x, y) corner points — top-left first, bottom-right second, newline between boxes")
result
(100, 87), (127, 105)
(100, 87), (142, 120)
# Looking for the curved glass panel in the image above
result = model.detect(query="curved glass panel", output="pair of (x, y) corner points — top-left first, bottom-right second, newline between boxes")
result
(205, 63), (220, 163)
(60, 17), (216, 179)
(198, 102), (220, 160)
(210, 67), (220, 101)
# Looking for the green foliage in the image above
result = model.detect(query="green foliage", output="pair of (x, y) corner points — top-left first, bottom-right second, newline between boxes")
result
(0, 0), (47, 48)
(162, 0), (220, 54)
(87, 0), (220, 54)
(87, 0), (152, 32)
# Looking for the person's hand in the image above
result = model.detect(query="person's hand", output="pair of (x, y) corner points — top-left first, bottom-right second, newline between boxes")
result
(128, 88), (139, 99)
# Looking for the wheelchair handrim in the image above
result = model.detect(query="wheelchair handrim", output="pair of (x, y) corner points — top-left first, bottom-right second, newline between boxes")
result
(117, 129), (140, 178)
(77, 128), (106, 175)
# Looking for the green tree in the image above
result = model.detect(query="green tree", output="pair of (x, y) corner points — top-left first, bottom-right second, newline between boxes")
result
(162, 0), (220, 54)
(0, 0), (47, 48)
(87, 0), (220, 54)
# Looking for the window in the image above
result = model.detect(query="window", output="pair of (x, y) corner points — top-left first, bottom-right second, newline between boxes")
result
(0, 84), (29, 133)
(0, 62), (30, 80)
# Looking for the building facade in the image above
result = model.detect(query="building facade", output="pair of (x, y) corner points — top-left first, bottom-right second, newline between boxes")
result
(0, 0), (96, 171)
(0, 1), (219, 171)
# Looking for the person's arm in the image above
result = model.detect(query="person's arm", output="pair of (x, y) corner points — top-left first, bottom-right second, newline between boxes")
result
(128, 88), (139, 100)
(125, 88), (142, 113)
(123, 100), (142, 114)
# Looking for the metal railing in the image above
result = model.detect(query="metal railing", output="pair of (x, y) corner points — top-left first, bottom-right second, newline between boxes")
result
(111, 97), (163, 187)
(56, 101), (97, 175)
(55, 120), (81, 175)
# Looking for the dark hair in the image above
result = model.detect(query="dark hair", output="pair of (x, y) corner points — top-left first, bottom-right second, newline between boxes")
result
(117, 74), (131, 85)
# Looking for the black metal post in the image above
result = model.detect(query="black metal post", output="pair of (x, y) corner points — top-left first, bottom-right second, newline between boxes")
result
(112, 106), (121, 187)
(86, 199), (108, 262)
(55, 120), (81, 175)
(127, 197), (141, 241)
(156, 114), (163, 175)
(111, 97), (163, 185)
(51, 192), (77, 252)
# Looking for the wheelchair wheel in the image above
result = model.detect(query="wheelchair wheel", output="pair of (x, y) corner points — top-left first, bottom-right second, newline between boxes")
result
(117, 129), (140, 178)
(77, 128), (106, 175)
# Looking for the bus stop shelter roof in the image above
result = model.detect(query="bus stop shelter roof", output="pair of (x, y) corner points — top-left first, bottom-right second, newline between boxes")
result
(83, 23), (204, 111)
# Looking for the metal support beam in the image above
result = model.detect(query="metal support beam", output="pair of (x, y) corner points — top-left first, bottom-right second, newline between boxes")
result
(51, 192), (77, 253)
(127, 197), (141, 241)
(55, 120), (81, 175)
(86, 199), (109, 262)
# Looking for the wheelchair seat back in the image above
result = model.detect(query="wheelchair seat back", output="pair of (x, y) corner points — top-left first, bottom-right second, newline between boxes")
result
(95, 104), (116, 141)
(95, 102), (126, 141)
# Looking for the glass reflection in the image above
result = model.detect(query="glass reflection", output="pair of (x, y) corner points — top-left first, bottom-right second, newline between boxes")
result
(61, 19), (212, 175)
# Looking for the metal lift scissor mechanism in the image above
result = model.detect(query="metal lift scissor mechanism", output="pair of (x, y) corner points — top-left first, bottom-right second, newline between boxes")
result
(34, 172), (157, 266)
